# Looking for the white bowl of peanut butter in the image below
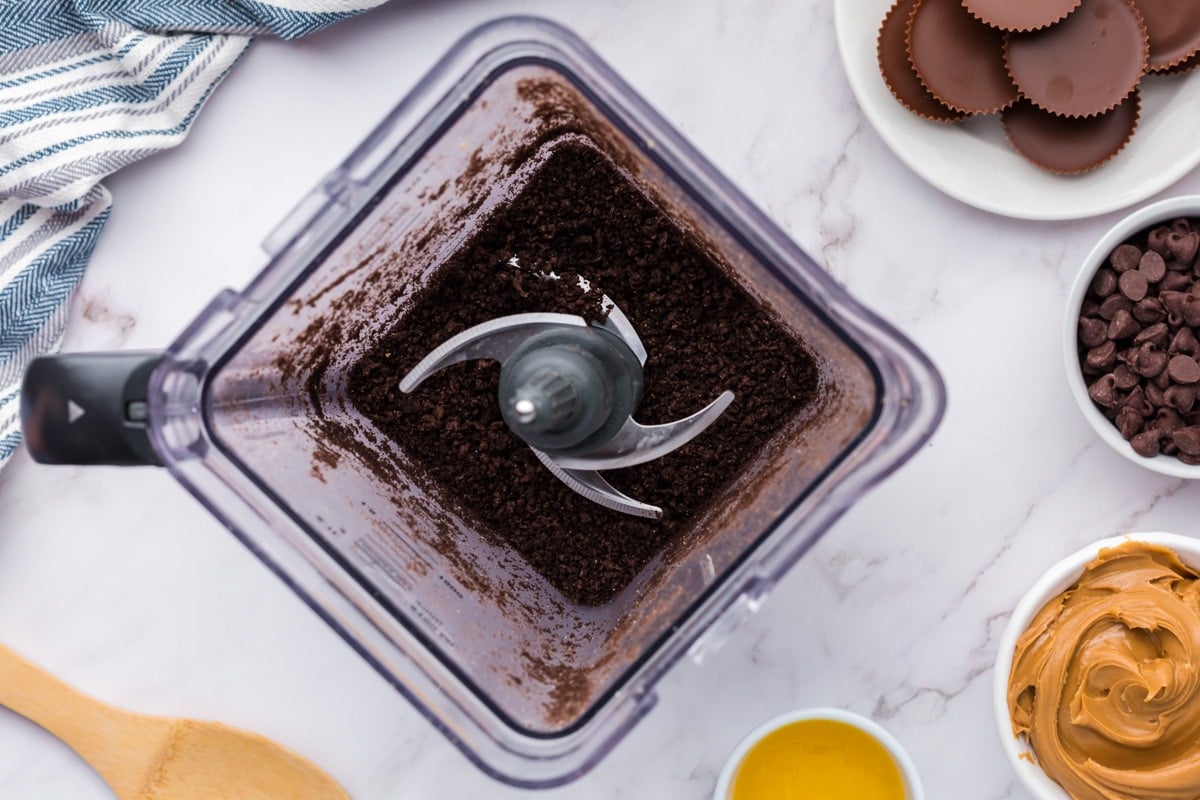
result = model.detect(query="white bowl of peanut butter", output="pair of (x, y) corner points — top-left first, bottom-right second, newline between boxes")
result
(994, 532), (1200, 800)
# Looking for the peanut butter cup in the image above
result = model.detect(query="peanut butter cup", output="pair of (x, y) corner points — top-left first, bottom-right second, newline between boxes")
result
(961, 0), (1082, 33)
(907, 0), (1018, 114)
(1133, 0), (1200, 72)
(1005, 0), (1148, 118)
(877, 0), (965, 121)
(1162, 49), (1200, 76)
(1002, 91), (1139, 174)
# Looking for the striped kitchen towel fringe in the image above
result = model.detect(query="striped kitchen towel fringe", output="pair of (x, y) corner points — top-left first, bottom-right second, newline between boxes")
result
(0, 0), (388, 470)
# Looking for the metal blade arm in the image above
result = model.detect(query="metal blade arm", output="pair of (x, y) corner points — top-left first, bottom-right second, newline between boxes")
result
(398, 313), (587, 392)
(532, 450), (662, 520)
(598, 301), (647, 365)
(551, 390), (735, 471)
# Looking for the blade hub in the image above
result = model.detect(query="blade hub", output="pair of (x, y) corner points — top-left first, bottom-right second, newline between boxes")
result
(499, 327), (642, 455)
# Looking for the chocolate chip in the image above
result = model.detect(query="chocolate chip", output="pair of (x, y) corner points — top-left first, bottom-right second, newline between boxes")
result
(1184, 297), (1200, 327)
(1140, 251), (1167, 281)
(1113, 363), (1140, 389)
(1131, 430), (1161, 457)
(1086, 341), (1118, 372)
(1080, 317), (1108, 347)
(1116, 406), (1144, 438)
(1088, 374), (1120, 408)
(1148, 225), (1172, 256)
(1118, 270), (1149, 302)
(1111, 243), (1143, 271)
(1169, 354), (1200, 384)
(1140, 250), (1168, 282)
(1132, 297), (1166, 324)
(1099, 294), (1133, 321)
(1091, 268), (1119, 296)
(1167, 231), (1200, 267)
(1146, 380), (1166, 407)
(1161, 271), (1192, 291)
(1162, 290), (1188, 324)
(1173, 426), (1200, 455)
(1155, 408), (1185, 436)
(1161, 290), (1188, 310)
(1134, 322), (1170, 348)
(1107, 309), (1141, 340)
(1171, 327), (1200, 356)
(1164, 385), (1197, 413)
(1125, 386), (1153, 416)
(1130, 344), (1168, 378)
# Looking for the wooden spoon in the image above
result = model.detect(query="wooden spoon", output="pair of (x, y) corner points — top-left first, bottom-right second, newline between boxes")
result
(0, 643), (350, 800)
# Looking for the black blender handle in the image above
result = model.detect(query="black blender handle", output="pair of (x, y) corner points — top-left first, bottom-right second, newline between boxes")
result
(20, 352), (164, 466)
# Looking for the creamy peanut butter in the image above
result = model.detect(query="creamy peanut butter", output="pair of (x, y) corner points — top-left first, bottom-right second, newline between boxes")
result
(1008, 541), (1200, 800)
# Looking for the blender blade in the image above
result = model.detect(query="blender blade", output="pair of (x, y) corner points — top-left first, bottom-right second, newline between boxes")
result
(531, 450), (662, 519)
(549, 390), (735, 471)
(399, 294), (732, 519)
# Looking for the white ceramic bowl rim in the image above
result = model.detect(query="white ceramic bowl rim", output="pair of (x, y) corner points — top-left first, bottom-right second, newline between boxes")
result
(712, 706), (925, 800)
(1064, 195), (1200, 479)
(993, 531), (1200, 800)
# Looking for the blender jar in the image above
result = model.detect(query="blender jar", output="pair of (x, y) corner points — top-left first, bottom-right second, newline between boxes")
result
(21, 17), (945, 787)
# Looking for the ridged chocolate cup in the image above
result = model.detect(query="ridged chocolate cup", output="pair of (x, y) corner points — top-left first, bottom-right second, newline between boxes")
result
(1005, 0), (1148, 119)
(962, 0), (1083, 33)
(1002, 90), (1140, 174)
(907, 0), (1019, 114)
(1160, 49), (1200, 76)
(1133, 0), (1200, 72)
(877, 0), (966, 121)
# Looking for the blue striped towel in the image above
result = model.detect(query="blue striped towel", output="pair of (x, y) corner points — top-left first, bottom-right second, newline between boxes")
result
(0, 1), (388, 468)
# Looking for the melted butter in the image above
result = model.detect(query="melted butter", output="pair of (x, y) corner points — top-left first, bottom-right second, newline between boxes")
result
(730, 719), (906, 800)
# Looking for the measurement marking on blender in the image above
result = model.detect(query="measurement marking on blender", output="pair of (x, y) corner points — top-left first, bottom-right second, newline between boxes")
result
(378, 526), (434, 574)
(354, 540), (414, 593)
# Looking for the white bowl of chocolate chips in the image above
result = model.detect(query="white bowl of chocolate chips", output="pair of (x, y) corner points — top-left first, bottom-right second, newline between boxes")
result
(1066, 195), (1200, 477)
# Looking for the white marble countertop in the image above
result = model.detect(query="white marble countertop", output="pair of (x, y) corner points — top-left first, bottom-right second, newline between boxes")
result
(3, 2), (1199, 798)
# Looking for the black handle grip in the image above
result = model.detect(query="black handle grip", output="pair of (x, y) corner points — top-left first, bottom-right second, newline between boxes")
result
(21, 352), (164, 466)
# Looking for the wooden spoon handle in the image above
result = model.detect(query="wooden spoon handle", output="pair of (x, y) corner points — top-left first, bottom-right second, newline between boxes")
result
(0, 643), (157, 796)
(0, 643), (104, 741)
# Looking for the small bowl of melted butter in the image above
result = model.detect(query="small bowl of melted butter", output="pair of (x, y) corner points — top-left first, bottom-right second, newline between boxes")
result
(995, 532), (1200, 800)
(713, 707), (924, 800)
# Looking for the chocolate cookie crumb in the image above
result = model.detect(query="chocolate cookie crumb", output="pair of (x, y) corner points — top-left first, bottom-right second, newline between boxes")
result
(347, 143), (820, 605)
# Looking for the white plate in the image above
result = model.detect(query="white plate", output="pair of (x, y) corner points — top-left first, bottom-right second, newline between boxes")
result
(834, 0), (1200, 221)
